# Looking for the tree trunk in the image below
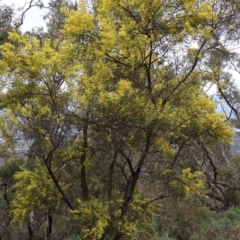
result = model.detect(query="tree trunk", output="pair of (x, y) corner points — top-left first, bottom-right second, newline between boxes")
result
(108, 151), (117, 200)
(45, 209), (52, 240)
(27, 210), (34, 240)
(114, 133), (151, 239)
(81, 119), (89, 201)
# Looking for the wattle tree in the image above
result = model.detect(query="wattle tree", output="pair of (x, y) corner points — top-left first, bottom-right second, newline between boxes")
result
(0, 0), (240, 239)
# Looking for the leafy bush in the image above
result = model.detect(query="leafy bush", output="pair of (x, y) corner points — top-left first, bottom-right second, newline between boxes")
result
(191, 207), (240, 240)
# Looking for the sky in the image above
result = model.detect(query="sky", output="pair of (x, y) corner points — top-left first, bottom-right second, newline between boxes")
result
(1, 0), (49, 32)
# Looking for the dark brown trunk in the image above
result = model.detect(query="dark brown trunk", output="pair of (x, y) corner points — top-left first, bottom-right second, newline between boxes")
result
(81, 119), (89, 201)
(120, 134), (151, 217)
(45, 209), (52, 240)
(108, 151), (117, 200)
(114, 232), (123, 240)
(113, 134), (151, 239)
(27, 211), (34, 240)
(45, 160), (75, 210)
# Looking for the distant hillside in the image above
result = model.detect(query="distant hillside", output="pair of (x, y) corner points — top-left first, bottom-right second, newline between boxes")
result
(232, 128), (240, 155)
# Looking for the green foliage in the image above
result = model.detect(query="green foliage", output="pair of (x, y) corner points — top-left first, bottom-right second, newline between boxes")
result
(150, 235), (176, 240)
(191, 207), (240, 240)
(151, 205), (240, 240)
(154, 201), (208, 240)
(0, 157), (23, 181)
(67, 235), (82, 240)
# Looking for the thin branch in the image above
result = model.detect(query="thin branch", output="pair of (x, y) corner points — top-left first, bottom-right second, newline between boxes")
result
(15, 0), (47, 29)
(119, 149), (135, 176)
(143, 195), (170, 207)
(162, 39), (207, 106)
(217, 85), (240, 119)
